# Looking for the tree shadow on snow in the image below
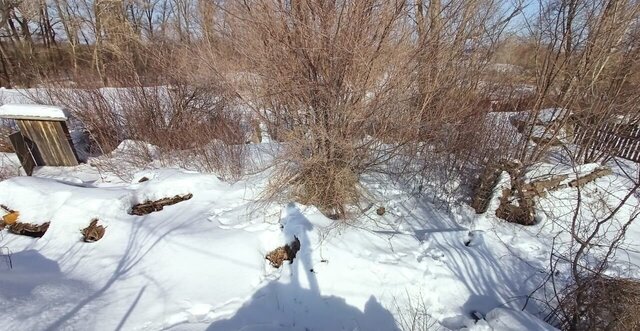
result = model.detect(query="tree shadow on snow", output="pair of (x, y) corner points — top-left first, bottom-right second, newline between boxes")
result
(0, 250), (96, 331)
(369, 180), (549, 329)
(35, 205), (204, 331)
(436, 231), (549, 330)
(207, 204), (400, 331)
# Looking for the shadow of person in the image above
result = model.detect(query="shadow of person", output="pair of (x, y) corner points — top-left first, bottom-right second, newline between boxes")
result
(282, 203), (319, 294)
(207, 203), (399, 331)
(0, 249), (62, 298)
(206, 283), (399, 331)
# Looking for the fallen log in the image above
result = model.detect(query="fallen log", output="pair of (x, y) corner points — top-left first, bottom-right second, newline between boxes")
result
(130, 193), (193, 216)
(8, 222), (50, 238)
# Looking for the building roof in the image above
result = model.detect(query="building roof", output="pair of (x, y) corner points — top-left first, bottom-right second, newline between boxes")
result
(0, 103), (69, 121)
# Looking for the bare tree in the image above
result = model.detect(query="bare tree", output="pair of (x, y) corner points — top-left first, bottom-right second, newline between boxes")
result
(225, 0), (414, 217)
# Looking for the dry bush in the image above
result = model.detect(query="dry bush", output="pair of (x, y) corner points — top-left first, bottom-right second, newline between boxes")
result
(555, 275), (640, 331)
(224, 0), (522, 212)
(408, 109), (523, 205)
(0, 149), (22, 180)
(516, 0), (640, 164)
(227, 0), (414, 218)
(492, 37), (541, 78)
(393, 0), (525, 203)
(393, 292), (440, 331)
(166, 139), (248, 181)
(0, 166), (17, 181)
(533, 158), (640, 331)
(0, 96), (17, 153)
(33, 85), (124, 156)
(30, 41), (250, 180)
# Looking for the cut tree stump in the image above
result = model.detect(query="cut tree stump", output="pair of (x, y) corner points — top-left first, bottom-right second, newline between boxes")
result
(495, 188), (536, 226)
(81, 219), (105, 242)
(266, 237), (301, 268)
(471, 165), (503, 214)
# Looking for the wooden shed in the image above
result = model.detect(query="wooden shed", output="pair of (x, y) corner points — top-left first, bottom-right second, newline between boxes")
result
(0, 104), (79, 175)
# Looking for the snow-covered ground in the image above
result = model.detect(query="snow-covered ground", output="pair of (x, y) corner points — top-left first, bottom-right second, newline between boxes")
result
(0, 93), (638, 331)
(0, 144), (566, 331)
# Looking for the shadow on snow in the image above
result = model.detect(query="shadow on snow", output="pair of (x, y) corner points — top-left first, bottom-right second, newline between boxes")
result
(207, 203), (399, 331)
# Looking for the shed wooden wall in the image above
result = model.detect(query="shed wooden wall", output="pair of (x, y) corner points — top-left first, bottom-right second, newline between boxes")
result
(16, 119), (79, 167)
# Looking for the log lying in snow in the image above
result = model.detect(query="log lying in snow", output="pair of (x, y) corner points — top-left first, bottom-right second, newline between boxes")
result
(8, 222), (50, 238)
(477, 162), (614, 226)
(522, 174), (569, 198)
(568, 167), (613, 188)
(129, 193), (193, 215)
(521, 167), (612, 198)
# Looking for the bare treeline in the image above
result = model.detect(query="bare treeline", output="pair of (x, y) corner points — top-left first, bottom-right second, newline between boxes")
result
(0, 0), (227, 86)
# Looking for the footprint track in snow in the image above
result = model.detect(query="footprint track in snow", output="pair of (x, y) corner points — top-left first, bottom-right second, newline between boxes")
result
(376, 252), (409, 265)
(160, 299), (248, 330)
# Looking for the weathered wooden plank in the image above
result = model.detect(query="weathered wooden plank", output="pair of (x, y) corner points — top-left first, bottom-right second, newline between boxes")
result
(53, 121), (80, 164)
(17, 121), (54, 165)
(573, 120), (640, 163)
(16, 120), (79, 167)
(45, 121), (79, 166)
(59, 121), (80, 163)
(9, 131), (37, 176)
(39, 121), (66, 165)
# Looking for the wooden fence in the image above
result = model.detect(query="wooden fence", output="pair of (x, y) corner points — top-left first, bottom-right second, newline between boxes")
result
(573, 119), (640, 162)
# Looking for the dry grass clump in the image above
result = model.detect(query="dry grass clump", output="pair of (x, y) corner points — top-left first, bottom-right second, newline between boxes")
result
(556, 275), (640, 331)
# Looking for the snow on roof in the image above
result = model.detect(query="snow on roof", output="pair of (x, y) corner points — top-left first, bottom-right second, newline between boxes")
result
(0, 103), (69, 121)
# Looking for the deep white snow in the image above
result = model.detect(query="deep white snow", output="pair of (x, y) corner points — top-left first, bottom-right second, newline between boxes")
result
(0, 148), (568, 331)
